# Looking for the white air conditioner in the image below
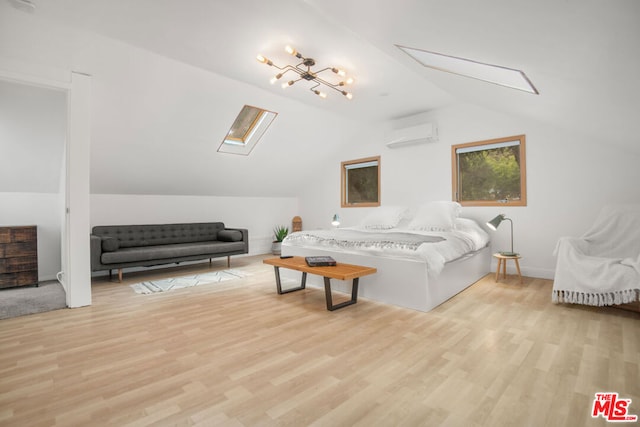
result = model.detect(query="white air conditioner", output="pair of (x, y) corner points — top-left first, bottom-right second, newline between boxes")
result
(384, 122), (438, 148)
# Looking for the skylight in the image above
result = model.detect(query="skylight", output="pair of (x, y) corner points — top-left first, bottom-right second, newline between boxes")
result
(218, 105), (277, 155)
(397, 45), (538, 95)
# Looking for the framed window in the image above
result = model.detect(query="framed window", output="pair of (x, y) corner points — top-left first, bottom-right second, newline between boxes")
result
(218, 105), (277, 155)
(341, 156), (381, 207)
(452, 135), (526, 206)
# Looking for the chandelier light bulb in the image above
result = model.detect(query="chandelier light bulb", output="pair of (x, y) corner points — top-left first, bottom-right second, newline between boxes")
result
(338, 77), (354, 87)
(282, 80), (295, 89)
(270, 73), (283, 84)
(332, 68), (346, 77)
(285, 45), (297, 56)
(343, 91), (353, 100)
(313, 90), (327, 98)
(256, 54), (273, 66)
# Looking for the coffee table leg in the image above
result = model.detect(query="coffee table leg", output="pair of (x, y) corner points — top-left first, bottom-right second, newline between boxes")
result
(324, 277), (360, 311)
(274, 267), (306, 294)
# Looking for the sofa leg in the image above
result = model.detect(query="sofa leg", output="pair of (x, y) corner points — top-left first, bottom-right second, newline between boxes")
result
(227, 256), (231, 268)
(118, 268), (123, 283)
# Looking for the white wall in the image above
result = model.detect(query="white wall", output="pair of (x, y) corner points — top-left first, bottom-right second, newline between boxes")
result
(0, 80), (66, 192)
(298, 103), (640, 279)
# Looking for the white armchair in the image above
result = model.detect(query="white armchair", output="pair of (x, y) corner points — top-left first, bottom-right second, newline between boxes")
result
(552, 204), (640, 308)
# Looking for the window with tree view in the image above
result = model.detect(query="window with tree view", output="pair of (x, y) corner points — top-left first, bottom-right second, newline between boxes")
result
(452, 135), (526, 206)
(341, 156), (381, 207)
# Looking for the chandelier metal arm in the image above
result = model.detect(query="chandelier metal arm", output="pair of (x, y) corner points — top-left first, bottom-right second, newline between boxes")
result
(313, 66), (333, 74)
(279, 65), (299, 75)
(312, 75), (340, 90)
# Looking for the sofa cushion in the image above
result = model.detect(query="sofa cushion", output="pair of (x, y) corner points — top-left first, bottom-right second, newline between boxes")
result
(218, 229), (243, 242)
(93, 223), (225, 248)
(101, 237), (120, 252)
(100, 241), (245, 265)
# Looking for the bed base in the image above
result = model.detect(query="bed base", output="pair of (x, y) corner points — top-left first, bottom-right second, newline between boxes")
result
(280, 244), (491, 312)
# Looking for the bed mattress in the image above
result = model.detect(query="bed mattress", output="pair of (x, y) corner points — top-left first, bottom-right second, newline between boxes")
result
(283, 219), (489, 276)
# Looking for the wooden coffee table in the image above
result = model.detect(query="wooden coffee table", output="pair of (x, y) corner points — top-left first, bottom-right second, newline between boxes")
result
(263, 256), (377, 311)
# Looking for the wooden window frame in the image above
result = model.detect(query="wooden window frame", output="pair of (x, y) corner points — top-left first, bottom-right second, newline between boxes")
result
(341, 156), (381, 208)
(451, 135), (527, 207)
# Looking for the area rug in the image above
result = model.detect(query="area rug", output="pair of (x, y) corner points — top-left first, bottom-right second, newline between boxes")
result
(0, 281), (67, 320)
(130, 269), (250, 295)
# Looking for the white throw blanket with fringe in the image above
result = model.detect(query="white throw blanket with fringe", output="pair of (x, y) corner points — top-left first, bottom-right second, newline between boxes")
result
(552, 204), (640, 306)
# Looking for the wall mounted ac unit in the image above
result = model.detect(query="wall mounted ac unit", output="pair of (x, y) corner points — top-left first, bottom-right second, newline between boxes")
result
(384, 122), (438, 148)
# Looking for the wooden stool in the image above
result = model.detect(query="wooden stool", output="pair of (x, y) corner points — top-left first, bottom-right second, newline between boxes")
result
(493, 253), (522, 283)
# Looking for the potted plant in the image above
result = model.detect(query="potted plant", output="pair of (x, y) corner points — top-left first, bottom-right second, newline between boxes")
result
(271, 225), (289, 255)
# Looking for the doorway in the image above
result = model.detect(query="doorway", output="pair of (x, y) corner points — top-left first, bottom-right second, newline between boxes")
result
(0, 66), (91, 308)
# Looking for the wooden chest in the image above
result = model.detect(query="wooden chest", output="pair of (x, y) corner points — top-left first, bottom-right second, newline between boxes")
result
(0, 225), (38, 289)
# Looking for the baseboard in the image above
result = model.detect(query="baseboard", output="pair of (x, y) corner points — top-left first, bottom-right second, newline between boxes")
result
(489, 260), (555, 280)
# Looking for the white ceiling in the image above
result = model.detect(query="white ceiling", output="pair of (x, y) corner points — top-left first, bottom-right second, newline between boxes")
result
(17, 0), (640, 148)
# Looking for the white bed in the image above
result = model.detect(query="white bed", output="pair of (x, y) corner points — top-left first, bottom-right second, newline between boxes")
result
(280, 203), (491, 312)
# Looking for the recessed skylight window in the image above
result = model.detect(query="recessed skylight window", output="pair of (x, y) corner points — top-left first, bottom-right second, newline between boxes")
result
(218, 105), (277, 155)
(397, 45), (538, 95)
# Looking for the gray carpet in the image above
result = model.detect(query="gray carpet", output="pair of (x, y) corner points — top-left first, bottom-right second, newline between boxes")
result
(0, 281), (67, 320)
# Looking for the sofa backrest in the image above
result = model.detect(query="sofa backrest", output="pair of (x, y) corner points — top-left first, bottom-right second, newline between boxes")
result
(92, 223), (225, 248)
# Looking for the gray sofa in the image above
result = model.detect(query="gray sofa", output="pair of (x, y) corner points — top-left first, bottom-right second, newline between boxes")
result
(90, 222), (248, 281)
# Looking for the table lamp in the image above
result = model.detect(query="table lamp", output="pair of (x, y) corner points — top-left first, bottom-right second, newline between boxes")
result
(331, 214), (341, 228)
(486, 214), (518, 256)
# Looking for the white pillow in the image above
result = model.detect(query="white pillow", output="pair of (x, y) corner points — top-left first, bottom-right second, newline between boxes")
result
(360, 206), (408, 230)
(408, 201), (461, 231)
(454, 217), (478, 232)
(454, 217), (490, 249)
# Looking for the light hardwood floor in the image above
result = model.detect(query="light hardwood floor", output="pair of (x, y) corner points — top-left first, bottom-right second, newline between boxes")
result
(0, 255), (638, 426)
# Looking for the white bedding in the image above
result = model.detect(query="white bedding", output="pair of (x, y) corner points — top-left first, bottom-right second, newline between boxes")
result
(283, 218), (489, 276)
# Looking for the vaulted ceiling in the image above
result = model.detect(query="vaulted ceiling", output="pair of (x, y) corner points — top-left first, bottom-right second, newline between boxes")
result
(26, 0), (640, 150)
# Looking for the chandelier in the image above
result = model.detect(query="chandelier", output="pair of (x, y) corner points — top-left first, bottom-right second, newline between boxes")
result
(256, 46), (354, 100)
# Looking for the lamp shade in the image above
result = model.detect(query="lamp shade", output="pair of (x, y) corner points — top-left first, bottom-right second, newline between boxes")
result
(331, 214), (340, 227)
(486, 214), (506, 231)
